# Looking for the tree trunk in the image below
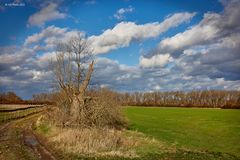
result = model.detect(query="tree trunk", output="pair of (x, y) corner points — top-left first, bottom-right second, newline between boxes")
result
(70, 95), (80, 121)
(70, 94), (85, 122)
(68, 61), (94, 123)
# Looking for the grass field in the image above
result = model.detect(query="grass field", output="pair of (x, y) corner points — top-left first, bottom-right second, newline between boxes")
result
(0, 104), (41, 110)
(0, 104), (47, 124)
(123, 107), (240, 157)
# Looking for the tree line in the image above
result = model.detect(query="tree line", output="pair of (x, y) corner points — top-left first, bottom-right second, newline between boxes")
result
(0, 91), (54, 105)
(2, 90), (240, 109)
(117, 90), (240, 109)
(31, 89), (240, 109)
(0, 92), (23, 104)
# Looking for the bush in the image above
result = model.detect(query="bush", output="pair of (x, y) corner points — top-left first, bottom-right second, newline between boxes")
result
(50, 88), (127, 129)
(85, 88), (127, 129)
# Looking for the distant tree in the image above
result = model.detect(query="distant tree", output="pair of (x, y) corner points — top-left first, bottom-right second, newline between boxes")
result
(0, 91), (23, 104)
(115, 90), (240, 109)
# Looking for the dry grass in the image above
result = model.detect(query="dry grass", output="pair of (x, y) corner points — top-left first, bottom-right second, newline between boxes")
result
(49, 127), (139, 158)
(0, 104), (42, 110)
(35, 115), (180, 159)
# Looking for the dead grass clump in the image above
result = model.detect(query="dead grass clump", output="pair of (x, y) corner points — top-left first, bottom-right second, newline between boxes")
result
(50, 127), (138, 158)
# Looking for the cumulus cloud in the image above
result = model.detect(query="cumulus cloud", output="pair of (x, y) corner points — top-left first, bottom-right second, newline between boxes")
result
(27, 3), (66, 27)
(24, 25), (85, 53)
(154, 0), (240, 57)
(140, 0), (240, 83)
(114, 6), (134, 20)
(0, 46), (34, 65)
(200, 34), (240, 65)
(24, 25), (67, 45)
(139, 54), (173, 68)
(89, 12), (195, 54)
(25, 12), (195, 54)
(93, 57), (240, 92)
(0, 45), (54, 98)
(168, 42), (239, 82)
(1, 1), (240, 98)
(174, 34), (240, 81)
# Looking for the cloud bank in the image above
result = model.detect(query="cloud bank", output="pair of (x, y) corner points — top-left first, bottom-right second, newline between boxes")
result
(1, 1), (240, 98)
(28, 3), (66, 27)
(89, 12), (195, 54)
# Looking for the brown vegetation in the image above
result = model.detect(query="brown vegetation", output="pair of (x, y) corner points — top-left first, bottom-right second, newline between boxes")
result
(0, 92), (23, 104)
(50, 35), (125, 128)
(32, 93), (57, 105)
(50, 127), (138, 157)
(51, 35), (94, 124)
(118, 90), (240, 109)
(0, 91), (54, 105)
(47, 88), (126, 129)
(32, 89), (240, 109)
(35, 115), (166, 159)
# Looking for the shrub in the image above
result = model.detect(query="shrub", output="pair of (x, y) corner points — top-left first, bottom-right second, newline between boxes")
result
(50, 88), (127, 129)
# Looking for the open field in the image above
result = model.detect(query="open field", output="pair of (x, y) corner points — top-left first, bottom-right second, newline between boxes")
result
(123, 107), (240, 157)
(0, 104), (47, 124)
(1, 105), (240, 159)
(0, 104), (44, 110)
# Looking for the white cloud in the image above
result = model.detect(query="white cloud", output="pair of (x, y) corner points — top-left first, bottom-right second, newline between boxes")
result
(139, 54), (173, 68)
(0, 46), (34, 65)
(24, 25), (67, 45)
(2, 1), (240, 98)
(36, 51), (56, 68)
(25, 12), (195, 54)
(155, 0), (240, 57)
(140, 0), (240, 73)
(24, 25), (85, 52)
(171, 34), (240, 81)
(89, 12), (195, 54)
(27, 3), (66, 27)
(114, 6), (134, 20)
(157, 14), (220, 55)
(93, 57), (240, 92)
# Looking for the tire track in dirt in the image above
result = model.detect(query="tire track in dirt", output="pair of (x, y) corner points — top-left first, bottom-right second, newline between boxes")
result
(0, 110), (57, 160)
(23, 130), (56, 160)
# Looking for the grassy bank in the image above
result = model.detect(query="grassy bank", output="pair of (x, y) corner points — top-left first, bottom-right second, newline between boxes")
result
(123, 106), (240, 157)
(32, 106), (240, 159)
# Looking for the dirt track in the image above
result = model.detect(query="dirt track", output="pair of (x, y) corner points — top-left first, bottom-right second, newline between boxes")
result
(0, 113), (56, 160)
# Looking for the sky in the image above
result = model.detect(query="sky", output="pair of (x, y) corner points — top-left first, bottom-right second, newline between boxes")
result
(0, 0), (240, 99)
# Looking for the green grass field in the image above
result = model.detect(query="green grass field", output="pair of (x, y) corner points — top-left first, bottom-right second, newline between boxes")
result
(123, 107), (240, 157)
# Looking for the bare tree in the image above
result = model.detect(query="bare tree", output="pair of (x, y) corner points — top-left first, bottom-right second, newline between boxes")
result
(52, 34), (94, 123)
(116, 90), (240, 109)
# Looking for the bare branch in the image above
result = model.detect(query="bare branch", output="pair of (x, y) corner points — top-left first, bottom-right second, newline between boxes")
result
(79, 60), (94, 96)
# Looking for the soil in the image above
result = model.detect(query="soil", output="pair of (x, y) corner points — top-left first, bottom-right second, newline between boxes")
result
(0, 113), (56, 160)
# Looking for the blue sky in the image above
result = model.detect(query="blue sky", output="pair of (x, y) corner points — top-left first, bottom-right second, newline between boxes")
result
(0, 0), (240, 99)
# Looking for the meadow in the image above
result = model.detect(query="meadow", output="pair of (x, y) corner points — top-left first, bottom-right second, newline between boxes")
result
(123, 107), (240, 157)
(1, 104), (240, 159)
(0, 104), (47, 124)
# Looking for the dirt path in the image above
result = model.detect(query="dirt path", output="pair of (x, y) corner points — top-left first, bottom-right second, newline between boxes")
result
(0, 113), (56, 160)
